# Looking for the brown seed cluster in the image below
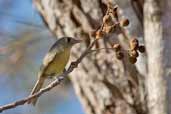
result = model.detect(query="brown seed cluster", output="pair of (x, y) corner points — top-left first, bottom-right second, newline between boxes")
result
(138, 45), (145, 53)
(128, 38), (145, 64)
(89, 3), (145, 65)
(120, 19), (129, 27)
(113, 43), (121, 52)
(112, 44), (124, 60)
(111, 38), (145, 64)
(130, 38), (139, 50)
(90, 3), (130, 40)
(112, 40), (145, 64)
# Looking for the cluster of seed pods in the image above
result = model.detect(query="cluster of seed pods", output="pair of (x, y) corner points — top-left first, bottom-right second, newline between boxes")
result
(90, 3), (145, 64)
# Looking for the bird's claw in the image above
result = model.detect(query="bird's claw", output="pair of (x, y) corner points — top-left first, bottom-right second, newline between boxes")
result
(71, 61), (78, 68)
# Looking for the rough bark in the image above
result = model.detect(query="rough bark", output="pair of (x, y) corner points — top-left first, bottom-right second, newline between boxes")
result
(33, 0), (147, 114)
(163, 1), (171, 113)
(144, 0), (167, 114)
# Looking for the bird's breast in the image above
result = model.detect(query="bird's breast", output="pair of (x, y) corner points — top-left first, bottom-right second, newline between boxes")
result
(44, 48), (70, 76)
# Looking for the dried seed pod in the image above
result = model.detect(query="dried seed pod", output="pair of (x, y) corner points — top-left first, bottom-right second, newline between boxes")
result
(130, 38), (139, 50)
(112, 6), (119, 20)
(95, 30), (104, 39)
(138, 45), (145, 53)
(113, 5), (118, 12)
(129, 50), (139, 58)
(103, 15), (113, 25)
(120, 18), (129, 27)
(129, 56), (137, 64)
(113, 43), (121, 52)
(116, 51), (124, 60)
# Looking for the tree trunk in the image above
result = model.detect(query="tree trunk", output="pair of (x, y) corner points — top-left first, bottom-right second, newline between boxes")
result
(33, 0), (167, 114)
(144, 0), (167, 114)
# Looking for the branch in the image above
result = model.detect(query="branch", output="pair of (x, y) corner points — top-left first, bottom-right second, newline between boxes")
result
(0, 39), (97, 113)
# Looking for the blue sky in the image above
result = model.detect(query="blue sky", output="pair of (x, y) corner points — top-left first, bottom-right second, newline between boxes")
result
(0, 0), (84, 114)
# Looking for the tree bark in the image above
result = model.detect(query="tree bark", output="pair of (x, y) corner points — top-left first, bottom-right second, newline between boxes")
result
(144, 0), (167, 114)
(32, 0), (167, 114)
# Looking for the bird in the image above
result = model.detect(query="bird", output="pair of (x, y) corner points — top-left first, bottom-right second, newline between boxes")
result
(27, 37), (82, 105)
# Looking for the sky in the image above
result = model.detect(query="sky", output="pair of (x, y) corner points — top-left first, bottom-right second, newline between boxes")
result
(0, 0), (84, 114)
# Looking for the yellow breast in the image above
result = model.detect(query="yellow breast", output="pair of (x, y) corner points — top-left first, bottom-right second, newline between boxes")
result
(44, 48), (70, 76)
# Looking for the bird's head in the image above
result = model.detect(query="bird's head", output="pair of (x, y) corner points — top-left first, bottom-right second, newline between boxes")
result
(59, 37), (82, 48)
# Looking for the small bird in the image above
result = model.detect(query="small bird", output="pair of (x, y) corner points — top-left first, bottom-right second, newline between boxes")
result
(27, 37), (81, 105)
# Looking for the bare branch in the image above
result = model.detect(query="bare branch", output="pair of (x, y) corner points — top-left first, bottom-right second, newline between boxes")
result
(0, 39), (97, 113)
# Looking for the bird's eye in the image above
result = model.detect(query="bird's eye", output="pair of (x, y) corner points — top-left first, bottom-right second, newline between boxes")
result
(67, 38), (71, 43)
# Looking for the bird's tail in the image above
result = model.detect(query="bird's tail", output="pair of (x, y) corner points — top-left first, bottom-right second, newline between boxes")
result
(27, 73), (45, 105)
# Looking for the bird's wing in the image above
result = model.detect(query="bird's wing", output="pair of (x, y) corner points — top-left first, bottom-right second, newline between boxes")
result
(43, 44), (64, 67)
(39, 44), (66, 74)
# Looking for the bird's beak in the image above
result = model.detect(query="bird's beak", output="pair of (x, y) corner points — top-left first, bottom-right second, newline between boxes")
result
(74, 39), (82, 44)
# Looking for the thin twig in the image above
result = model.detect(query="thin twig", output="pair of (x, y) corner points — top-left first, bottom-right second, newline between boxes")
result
(90, 47), (114, 53)
(0, 39), (98, 113)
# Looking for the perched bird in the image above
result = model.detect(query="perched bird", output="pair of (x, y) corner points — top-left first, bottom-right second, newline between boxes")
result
(28, 37), (81, 105)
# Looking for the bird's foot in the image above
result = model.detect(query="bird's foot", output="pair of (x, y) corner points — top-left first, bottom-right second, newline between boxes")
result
(71, 61), (78, 68)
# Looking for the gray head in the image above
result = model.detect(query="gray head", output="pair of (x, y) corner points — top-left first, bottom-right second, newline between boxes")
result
(59, 37), (82, 47)
(50, 37), (82, 51)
